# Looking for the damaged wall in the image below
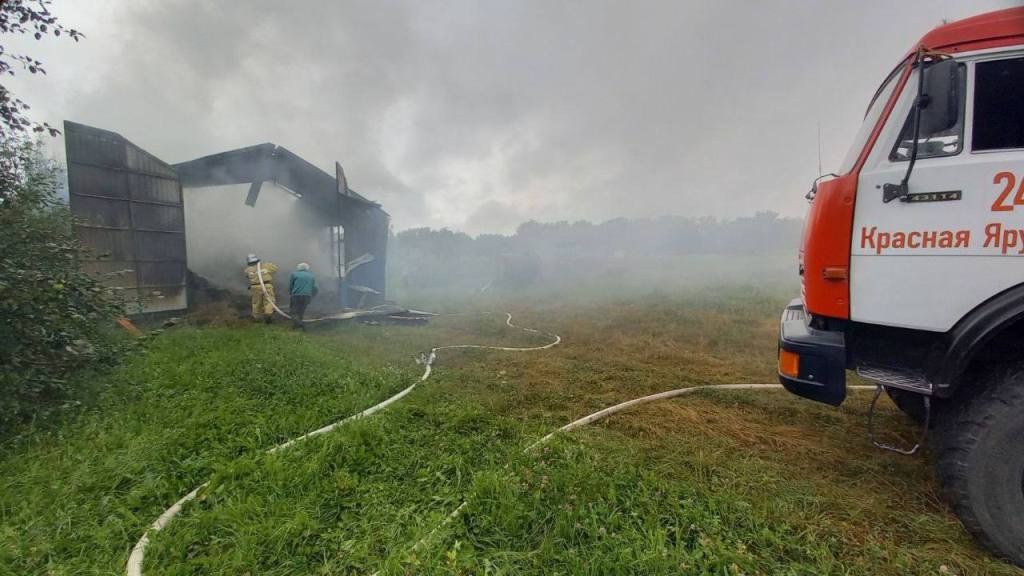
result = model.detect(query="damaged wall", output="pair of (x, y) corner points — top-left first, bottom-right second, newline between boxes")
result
(175, 143), (390, 308)
(64, 121), (391, 314)
(64, 121), (189, 314)
(182, 182), (336, 300)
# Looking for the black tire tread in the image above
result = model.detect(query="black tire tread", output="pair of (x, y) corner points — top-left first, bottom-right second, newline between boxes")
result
(933, 363), (1024, 566)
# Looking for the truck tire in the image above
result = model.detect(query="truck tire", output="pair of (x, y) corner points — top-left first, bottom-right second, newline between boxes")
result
(933, 365), (1024, 567)
(886, 387), (927, 425)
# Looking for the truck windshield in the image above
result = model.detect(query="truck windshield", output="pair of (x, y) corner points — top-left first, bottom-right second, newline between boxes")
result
(838, 63), (905, 174)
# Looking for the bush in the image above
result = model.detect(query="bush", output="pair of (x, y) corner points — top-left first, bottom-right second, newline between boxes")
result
(0, 137), (126, 427)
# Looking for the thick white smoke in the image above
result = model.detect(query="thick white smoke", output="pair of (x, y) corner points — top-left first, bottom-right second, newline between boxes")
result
(183, 183), (338, 303)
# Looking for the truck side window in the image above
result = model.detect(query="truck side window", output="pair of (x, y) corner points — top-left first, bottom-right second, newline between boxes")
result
(973, 57), (1024, 152)
(890, 63), (966, 161)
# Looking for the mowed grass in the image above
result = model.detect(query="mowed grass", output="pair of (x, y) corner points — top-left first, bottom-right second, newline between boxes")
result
(2, 285), (1021, 575)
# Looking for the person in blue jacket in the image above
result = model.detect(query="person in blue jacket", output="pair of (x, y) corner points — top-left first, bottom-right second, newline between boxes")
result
(288, 262), (318, 329)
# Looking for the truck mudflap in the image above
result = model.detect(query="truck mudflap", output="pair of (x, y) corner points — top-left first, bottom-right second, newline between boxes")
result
(778, 298), (847, 406)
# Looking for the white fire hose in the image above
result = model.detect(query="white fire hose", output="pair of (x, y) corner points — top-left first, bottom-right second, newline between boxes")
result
(393, 382), (877, 564)
(125, 269), (876, 574)
(250, 262), (337, 324)
(125, 308), (560, 576)
(251, 262), (433, 324)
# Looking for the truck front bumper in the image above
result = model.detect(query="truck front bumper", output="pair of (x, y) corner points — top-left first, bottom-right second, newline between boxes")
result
(778, 298), (847, 406)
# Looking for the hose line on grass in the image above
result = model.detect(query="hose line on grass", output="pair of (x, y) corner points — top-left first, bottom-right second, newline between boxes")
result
(125, 311), (561, 576)
(400, 382), (878, 562)
(126, 288), (875, 574)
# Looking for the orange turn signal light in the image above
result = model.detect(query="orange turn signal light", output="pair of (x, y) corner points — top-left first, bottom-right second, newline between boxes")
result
(822, 266), (848, 280)
(779, 349), (800, 377)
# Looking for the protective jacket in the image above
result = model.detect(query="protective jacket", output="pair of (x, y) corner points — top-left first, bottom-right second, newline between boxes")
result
(245, 262), (278, 286)
(244, 262), (278, 319)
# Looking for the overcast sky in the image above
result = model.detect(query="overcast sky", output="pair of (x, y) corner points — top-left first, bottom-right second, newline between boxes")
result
(6, 0), (1019, 233)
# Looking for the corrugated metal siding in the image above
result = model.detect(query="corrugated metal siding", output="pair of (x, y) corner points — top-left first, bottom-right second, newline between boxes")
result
(131, 203), (185, 231)
(65, 121), (188, 314)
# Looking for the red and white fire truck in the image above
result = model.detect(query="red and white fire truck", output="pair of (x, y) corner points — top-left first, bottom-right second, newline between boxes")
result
(777, 7), (1024, 565)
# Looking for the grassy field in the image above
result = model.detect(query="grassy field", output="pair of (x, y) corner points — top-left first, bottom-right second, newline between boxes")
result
(1, 285), (1021, 575)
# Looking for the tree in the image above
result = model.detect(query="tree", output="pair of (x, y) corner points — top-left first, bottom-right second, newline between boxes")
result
(0, 0), (82, 135)
(0, 137), (125, 426)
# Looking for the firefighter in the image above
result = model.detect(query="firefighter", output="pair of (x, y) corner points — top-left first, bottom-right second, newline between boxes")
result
(244, 254), (278, 322)
(288, 262), (318, 329)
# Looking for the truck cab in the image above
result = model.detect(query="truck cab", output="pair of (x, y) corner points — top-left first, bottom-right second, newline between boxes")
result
(777, 7), (1024, 566)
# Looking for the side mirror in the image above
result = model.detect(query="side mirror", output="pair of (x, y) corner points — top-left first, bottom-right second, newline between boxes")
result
(883, 56), (960, 204)
(918, 58), (960, 135)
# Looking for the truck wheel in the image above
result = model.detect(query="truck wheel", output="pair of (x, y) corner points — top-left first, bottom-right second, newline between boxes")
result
(885, 387), (927, 425)
(934, 365), (1024, 567)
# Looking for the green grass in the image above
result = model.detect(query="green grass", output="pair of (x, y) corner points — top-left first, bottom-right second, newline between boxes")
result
(0, 327), (419, 574)
(1, 286), (1021, 575)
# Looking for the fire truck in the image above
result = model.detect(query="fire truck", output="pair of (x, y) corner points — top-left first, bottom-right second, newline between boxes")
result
(776, 7), (1024, 566)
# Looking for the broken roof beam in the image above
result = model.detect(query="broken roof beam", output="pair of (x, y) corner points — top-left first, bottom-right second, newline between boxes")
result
(245, 180), (263, 206)
(173, 144), (383, 216)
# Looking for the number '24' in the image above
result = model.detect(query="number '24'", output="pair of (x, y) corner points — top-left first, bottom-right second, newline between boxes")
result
(992, 172), (1024, 212)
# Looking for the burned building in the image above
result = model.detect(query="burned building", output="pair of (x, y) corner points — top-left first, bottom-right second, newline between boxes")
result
(64, 121), (389, 314)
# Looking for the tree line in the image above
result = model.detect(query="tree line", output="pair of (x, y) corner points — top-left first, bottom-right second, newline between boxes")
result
(389, 211), (803, 293)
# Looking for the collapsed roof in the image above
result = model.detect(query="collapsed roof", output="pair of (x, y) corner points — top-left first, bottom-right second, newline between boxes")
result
(64, 121), (390, 314)
(173, 143), (382, 213)
(174, 144), (390, 307)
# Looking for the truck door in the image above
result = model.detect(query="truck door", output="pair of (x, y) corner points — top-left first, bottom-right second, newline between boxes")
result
(851, 53), (1024, 332)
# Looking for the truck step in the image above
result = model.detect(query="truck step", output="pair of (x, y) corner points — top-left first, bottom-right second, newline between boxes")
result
(856, 365), (933, 395)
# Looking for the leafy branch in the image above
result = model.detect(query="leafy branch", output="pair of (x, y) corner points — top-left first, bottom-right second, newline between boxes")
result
(0, 0), (83, 135)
